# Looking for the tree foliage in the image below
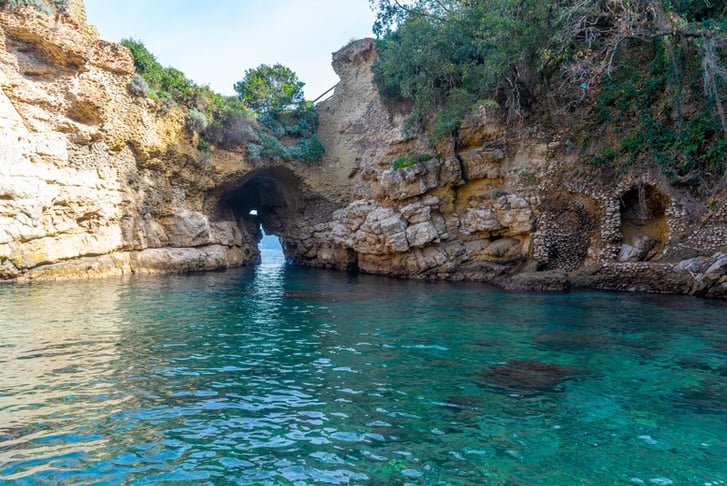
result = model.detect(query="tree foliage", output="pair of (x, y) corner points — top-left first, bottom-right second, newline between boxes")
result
(371, 0), (552, 133)
(121, 40), (322, 162)
(234, 64), (323, 163)
(234, 64), (305, 114)
(370, 0), (726, 182)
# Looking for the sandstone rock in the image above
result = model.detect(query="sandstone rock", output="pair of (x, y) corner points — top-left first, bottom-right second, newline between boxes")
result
(401, 202), (431, 224)
(618, 236), (657, 262)
(461, 208), (501, 234)
(459, 147), (505, 181)
(160, 210), (212, 248)
(485, 238), (522, 260)
(210, 221), (243, 247)
(690, 253), (727, 296)
(703, 253), (727, 283)
(380, 215), (408, 238)
(493, 195), (534, 234)
(439, 157), (464, 185)
(406, 222), (439, 248)
(457, 111), (503, 147)
(501, 270), (570, 292)
(380, 167), (429, 200)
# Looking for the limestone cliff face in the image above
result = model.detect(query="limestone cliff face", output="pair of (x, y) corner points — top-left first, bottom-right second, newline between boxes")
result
(0, 4), (261, 280)
(303, 39), (727, 297)
(1, 4), (725, 297)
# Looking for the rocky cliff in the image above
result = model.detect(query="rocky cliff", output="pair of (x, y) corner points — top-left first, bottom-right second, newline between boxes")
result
(1, 3), (726, 297)
(1, 2), (264, 280)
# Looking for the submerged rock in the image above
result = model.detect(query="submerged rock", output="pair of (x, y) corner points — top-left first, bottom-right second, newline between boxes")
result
(499, 270), (570, 293)
(479, 359), (586, 396)
(673, 383), (727, 415)
(534, 331), (609, 351)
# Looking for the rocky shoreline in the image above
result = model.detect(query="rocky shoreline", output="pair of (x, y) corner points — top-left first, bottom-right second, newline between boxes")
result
(1, 3), (725, 297)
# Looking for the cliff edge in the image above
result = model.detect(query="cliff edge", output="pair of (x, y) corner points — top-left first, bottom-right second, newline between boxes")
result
(1, 4), (725, 297)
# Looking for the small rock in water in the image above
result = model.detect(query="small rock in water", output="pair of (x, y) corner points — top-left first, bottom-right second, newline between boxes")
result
(649, 478), (673, 485)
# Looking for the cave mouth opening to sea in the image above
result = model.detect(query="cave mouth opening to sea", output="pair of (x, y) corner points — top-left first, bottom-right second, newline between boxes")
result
(1, 263), (726, 484)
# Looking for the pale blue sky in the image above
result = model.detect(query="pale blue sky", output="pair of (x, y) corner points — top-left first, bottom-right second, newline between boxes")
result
(84, 1), (376, 100)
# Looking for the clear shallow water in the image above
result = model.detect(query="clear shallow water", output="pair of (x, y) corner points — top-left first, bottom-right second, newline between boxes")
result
(1, 250), (726, 485)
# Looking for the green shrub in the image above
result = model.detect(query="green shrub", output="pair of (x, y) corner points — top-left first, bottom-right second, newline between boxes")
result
(185, 108), (208, 133)
(258, 133), (290, 161)
(282, 101), (319, 138)
(298, 136), (325, 163)
(197, 138), (210, 152)
(247, 143), (263, 161)
(203, 101), (257, 148)
(127, 74), (149, 98)
(285, 144), (303, 159)
(392, 152), (433, 169)
(121, 39), (164, 85)
(157, 90), (173, 114)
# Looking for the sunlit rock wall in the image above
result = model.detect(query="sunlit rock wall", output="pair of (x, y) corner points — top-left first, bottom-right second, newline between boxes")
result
(1, 3), (725, 297)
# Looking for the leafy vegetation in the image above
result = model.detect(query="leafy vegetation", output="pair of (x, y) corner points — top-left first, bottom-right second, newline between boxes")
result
(371, 0), (552, 135)
(392, 152), (433, 169)
(127, 74), (149, 98)
(234, 64), (305, 114)
(590, 38), (726, 185)
(184, 108), (208, 133)
(121, 39), (323, 163)
(235, 64), (324, 163)
(370, 0), (726, 185)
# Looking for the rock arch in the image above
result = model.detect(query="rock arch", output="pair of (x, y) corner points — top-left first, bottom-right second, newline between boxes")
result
(211, 166), (350, 267)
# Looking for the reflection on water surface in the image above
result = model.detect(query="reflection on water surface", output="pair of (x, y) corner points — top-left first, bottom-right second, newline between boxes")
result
(1, 250), (726, 484)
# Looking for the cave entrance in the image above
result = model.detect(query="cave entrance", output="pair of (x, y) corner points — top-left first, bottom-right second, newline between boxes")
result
(215, 167), (302, 265)
(618, 184), (670, 262)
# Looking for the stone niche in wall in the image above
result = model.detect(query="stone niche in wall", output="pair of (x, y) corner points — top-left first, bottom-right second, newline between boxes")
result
(618, 184), (670, 262)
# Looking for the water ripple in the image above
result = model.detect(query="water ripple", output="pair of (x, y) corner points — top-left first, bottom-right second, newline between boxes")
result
(1, 257), (726, 484)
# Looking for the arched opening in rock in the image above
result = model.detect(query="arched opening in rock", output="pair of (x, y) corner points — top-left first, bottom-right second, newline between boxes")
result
(618, 184), (670, 262)
(211, 166), (355, 270)
(214, 167), (301, 264)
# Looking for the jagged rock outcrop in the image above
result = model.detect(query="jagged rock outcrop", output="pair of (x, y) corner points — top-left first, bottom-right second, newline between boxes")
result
(299, 38), (727, 297)
(1, 3), (726, 297)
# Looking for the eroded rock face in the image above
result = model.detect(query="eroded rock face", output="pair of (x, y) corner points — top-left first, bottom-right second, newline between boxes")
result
(1, 5), (726, 297)
(296, 38), (727, 296)
(0, 5), (263, 281)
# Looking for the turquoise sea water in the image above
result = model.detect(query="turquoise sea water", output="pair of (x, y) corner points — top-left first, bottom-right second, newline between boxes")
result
(1, 250), (726, 485)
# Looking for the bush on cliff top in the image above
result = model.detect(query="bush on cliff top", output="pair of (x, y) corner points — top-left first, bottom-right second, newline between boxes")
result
(234, 63), (323, 163)
(121, 39), (322, 163)
(370, 0), (726, 186)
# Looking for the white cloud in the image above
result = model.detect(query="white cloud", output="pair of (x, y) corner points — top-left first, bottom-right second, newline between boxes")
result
(84, 0), (376, 98)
